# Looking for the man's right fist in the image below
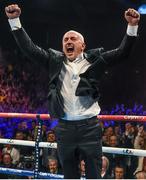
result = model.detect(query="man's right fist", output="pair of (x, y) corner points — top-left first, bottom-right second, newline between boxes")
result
(5, 4), (21, 19)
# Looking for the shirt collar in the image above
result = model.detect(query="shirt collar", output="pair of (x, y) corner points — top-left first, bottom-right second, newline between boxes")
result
(67, 53), (84, 64)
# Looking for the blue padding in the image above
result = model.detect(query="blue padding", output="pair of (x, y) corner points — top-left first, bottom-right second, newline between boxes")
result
(0, 167), (64, 179)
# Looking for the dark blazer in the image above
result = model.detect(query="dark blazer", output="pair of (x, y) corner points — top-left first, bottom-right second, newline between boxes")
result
(12, 28), (137, 118)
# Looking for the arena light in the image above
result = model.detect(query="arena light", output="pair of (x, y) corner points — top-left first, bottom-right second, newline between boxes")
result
(138, 4), (146, 14)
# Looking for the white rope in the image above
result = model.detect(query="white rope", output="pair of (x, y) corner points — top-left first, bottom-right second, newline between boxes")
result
(103, 146), (146, 157)
(0, 138), (146, 157)
(0, 138), (57, 148)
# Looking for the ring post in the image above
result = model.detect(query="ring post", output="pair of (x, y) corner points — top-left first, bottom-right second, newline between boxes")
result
(34, 114), (42, 179)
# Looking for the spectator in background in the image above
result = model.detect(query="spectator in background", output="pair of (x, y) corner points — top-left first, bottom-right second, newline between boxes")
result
(30, 120), (37, 140)
(0, 153), (19, 179)
(102, 129), (109, 146)
(101, 156), (111, 179)
(134, 124), (146, 175)
(0, 153), (29, 179)
(114, 124), (122, 145)
(15, 131), (34, 157)
(79, 160), (86, 179)
(1, 153), (15, 168)
(2, 144), (20, 165)
(45, 157), (61, 174)
(113, 164), (126, 179)
(42, 130), (58, 169)
(15, 131), (24, 140)
(102, 126), (114, 146)
(122, 122), (135, 148)
(17, 121), (30, 139)
(104, 135), (126, 177)
(106, 126), (114, 138)
(135, 171), (146, 179)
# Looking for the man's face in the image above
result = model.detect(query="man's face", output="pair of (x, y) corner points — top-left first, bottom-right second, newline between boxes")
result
(48, 160), (58, 173)
(80, 160), (85, 172)
(115, 167), (124, 179)
(15, 132), (24, 140)
(47, 133), (56, 142)
(109, 135), (118, 147)
(3, 154), (12, 165)
(102, 158), (108, 172)
(62, 31), (85, 61)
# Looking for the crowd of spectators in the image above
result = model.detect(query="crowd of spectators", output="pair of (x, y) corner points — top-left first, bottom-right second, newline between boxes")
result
(0, 48), (146, 178)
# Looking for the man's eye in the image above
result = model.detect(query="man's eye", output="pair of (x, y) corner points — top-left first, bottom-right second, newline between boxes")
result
(71, 38), (76, 41)
(64, 38), (68, 42)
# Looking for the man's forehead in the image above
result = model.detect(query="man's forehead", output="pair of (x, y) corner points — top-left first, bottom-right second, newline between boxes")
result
(64, 31), (79, 38)
(63, 30), (84, 42)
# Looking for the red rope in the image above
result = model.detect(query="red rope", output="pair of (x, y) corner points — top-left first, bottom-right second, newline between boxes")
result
(0, 113), (145, 122)
(0, 113), (50, 120)
(97, 115), (146, 122)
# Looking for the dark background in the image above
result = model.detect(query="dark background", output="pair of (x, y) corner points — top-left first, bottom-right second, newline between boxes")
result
(0, 0), (146, 109)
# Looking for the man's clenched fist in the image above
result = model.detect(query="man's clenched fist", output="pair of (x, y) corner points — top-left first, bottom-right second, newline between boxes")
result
(5, 4), (21, 19)
(125, 8), (140, 26)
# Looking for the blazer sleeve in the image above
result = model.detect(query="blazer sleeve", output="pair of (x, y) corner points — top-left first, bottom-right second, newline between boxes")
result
(102, 34), (137, 66)
(12, 27), (57, 66)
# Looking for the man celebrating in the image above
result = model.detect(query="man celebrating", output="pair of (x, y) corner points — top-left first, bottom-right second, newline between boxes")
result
(5, 4), (140, 179)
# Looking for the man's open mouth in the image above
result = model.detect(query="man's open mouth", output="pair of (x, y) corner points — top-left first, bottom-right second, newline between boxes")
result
(66, 45), (74, 53)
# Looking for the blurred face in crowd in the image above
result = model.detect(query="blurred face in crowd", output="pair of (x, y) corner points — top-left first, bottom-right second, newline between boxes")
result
(31, 121), (36, 129)
(114, 125), (120, 135)
(139, 137), (145, 148)
(5, 144), (11, 149)
(109, 135), (118, 147)
(80, 160), (85, 175)
(135, 171), (146, 179)
(3, 154), (12, 166)
(48, 159), (58, 173)
(101, 156), (109, 173)
(102, 134), (109, 145)
(106, 127), (114, 137)
(42, 125), (47, 132)
(47, 132), (56, 142)
(115, 167), (124, 179)
(62, 30), (86, 61)
(125, 123), (133, 133)
(15, 132), (24, 140)
(21, 121), (27, 129)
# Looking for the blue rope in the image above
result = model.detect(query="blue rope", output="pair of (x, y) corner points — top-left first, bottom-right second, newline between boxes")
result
(0, 167), (64, 179)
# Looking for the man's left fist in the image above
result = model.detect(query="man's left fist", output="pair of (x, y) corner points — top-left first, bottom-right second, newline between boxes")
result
(125, 8), (140, 26)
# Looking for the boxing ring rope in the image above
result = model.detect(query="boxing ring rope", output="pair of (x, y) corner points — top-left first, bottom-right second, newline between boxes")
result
(0, 112), (145, 122)
(0, 166), (64, 179)
(0, 112), (146, 178)
(0, 138), (146, 156)
(0, 139), (146, 178)
(0, 112), (50, 120)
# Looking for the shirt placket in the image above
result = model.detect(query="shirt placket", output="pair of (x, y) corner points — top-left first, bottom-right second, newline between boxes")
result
(71, 63), (79, 115)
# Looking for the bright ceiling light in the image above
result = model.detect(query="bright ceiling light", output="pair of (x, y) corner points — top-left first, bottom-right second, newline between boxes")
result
(138, 4), (146, 14)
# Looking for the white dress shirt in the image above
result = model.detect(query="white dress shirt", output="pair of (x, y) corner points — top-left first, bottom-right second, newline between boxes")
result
(59, 54), (101, 120)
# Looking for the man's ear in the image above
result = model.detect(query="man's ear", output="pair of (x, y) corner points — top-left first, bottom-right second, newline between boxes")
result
(82, 42), (86, 51)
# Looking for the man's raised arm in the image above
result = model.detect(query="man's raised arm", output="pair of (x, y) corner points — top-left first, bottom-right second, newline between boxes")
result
(102, 8), (140, 65)
(5, 4), (50, 62)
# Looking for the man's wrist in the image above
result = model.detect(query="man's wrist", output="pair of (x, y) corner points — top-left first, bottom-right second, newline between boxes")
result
(8, 17), (22, 31)
(127, 24), (138, 36)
